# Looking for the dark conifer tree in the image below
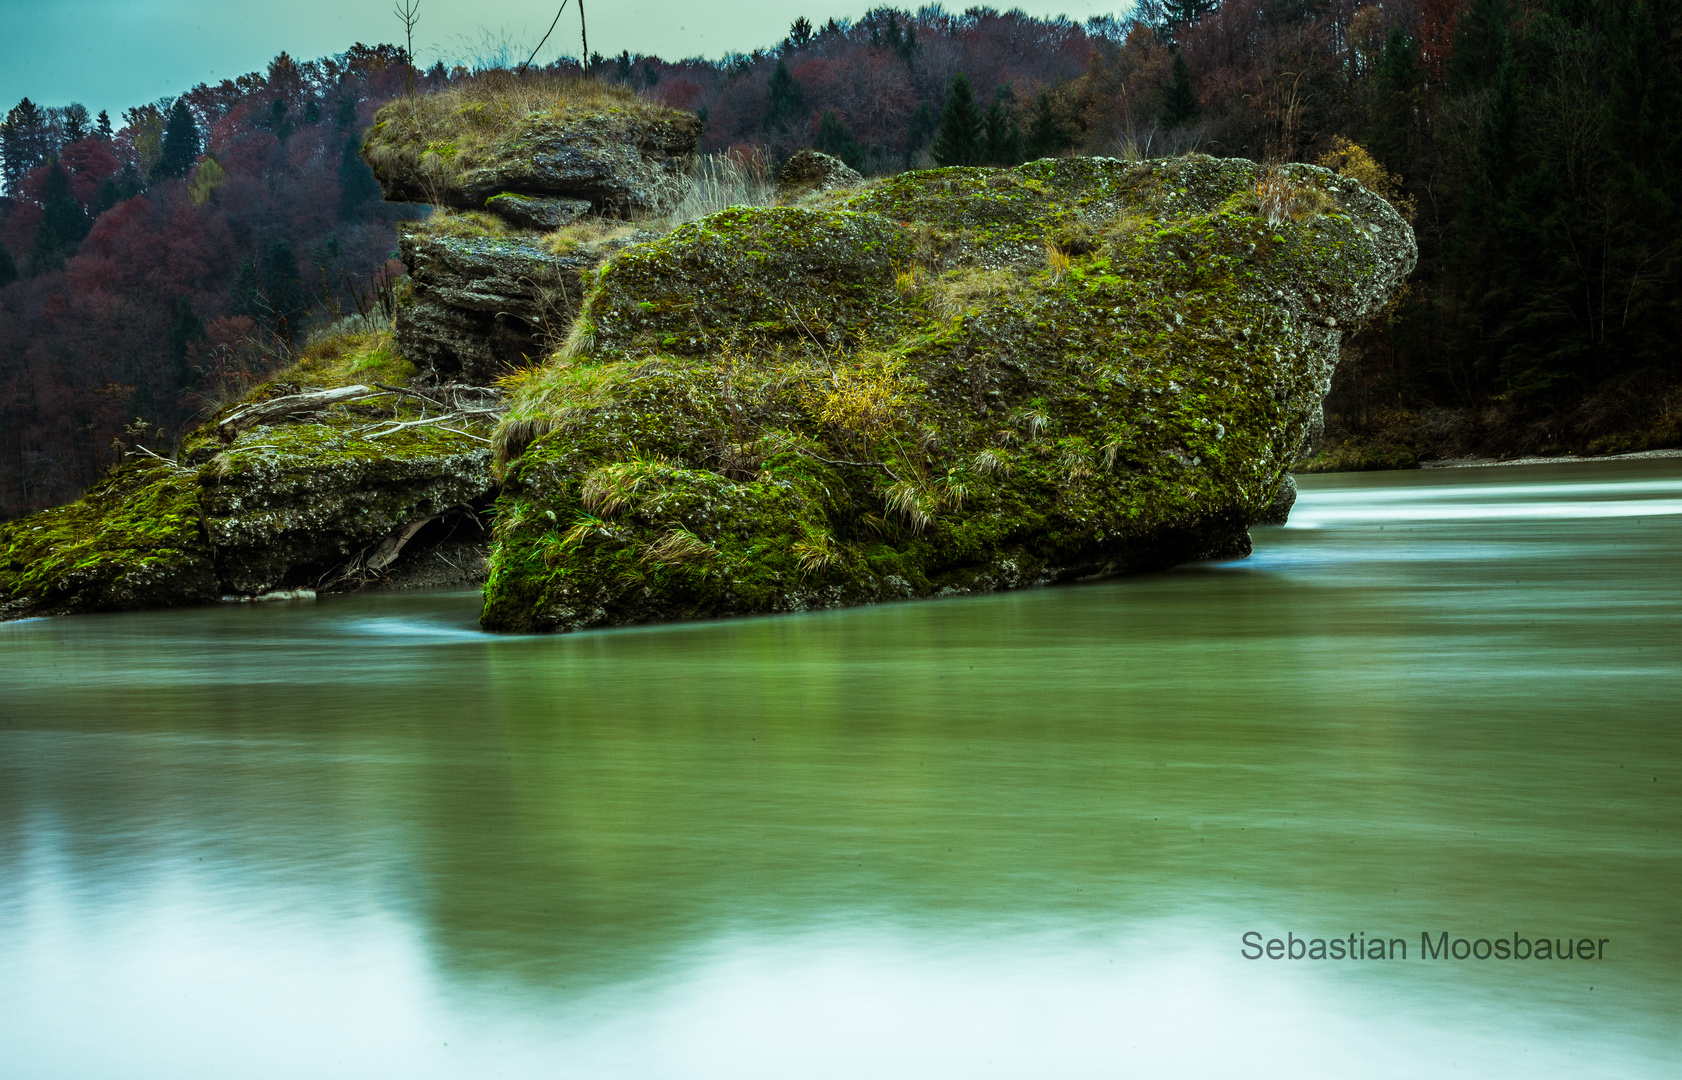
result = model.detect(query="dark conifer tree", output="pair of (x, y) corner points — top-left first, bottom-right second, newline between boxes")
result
(231, 257), (264, 322)
(2, 98), (51, 192)
(1163, 0), (1218, 25)
(1161, 51), (1201, 128)
(905, 101), (938, 165)
(268, 98), (292, 143)
(95, 109), (112, 139)
(27, 162), (90, 275)
(788, 16), (814, 48)
(62, 104), (91, 143)
(336, 94), (358, 129)
(1370, 26), (1421, 173)
(339, 134), (383, 219)
(117, 162), (142, 200)
(1448, 0), (1513, 92)
(1025, 89), (1070, 158)
(983, 87), (1024, 165)
(932, 75), (984, 166)
(814, 110), (864, 172)
(0, 243), (17, 288)
(95, 164), (143, 215)
(95, 175), (121, 214)
(765, 59), (805, 130)
(263, 239), (306, 343)
(168, 297), (203, 388)
(153, 99), (200, 180)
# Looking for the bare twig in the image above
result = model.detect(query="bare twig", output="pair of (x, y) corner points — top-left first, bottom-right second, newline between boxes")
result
(520, 1), (571, 74)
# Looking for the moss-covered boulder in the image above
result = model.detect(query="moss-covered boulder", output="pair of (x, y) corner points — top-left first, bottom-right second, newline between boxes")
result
(480, 156), (1415, 633)
(361, 76), (700, 216)
(0, 327), (499, 620)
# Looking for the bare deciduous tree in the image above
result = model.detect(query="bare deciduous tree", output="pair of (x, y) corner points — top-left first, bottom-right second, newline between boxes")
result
(394, 0), (420, 95)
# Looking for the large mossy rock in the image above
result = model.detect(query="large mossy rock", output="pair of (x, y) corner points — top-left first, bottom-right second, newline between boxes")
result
(480, 156), (1415, 633)
(0, 331), (498, 620)
(362, 82), (701, 216)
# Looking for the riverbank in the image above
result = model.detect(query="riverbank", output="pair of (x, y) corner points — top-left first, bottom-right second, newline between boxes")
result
(1301, 389), (1682, 473)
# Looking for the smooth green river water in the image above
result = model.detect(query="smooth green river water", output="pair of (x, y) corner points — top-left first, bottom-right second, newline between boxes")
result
(2, 459), (1679, 1078)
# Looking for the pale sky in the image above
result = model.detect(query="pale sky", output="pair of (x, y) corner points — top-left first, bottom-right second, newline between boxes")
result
(0, 0), (1133, 119)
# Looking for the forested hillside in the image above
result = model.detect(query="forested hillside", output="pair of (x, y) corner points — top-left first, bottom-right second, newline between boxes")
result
(3, 0), (1679, 517)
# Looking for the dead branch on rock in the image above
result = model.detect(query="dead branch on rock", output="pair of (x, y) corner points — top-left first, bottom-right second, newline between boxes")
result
(217, 385), (382, 441)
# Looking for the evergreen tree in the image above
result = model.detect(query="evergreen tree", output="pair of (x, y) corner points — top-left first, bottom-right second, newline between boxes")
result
(336, 94), (358, 130)
(616, 51), (634, 84)
(153, 99), (199, 180)
(905, 101), (938, 165)
(1025, 89), (1070, 158)
(0, 243), (17, 288)
(339, 133), (383, 219)
(96, 109), (113, 139)
(1448, 0), (1513, 92)
(267, 98), (292, 143)
(932, 75), (984, 166)
(788, 16), (814, 49)
(2, 98), (51, 192)
(1370, 25), (1422, 173)
(231, 256), (264, 322)
(983, 87), (1024, 166)
(263, 239), (306, 342)
(118, 162), (142, 199)
(1163, 0), (1218, 25)
(168, 296), (203, 388)
(814, 110), (864, 172)
(1161, 51), (1201, 128)
(62, 104), (91, 143)
(765, 59), (805, 130)
(27, 162), (90, 275)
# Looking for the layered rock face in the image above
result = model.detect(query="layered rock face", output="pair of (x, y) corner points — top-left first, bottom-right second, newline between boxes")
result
(361, 81), (698, 385)
(481, 156), (1414, 633)
(396, 227), (594, 383)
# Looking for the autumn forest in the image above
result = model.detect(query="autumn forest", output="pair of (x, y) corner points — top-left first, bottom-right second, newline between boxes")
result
(2, 0), (1679, 517)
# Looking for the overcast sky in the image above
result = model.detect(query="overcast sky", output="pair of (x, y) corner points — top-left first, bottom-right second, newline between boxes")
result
(0, 0), (1133, 120)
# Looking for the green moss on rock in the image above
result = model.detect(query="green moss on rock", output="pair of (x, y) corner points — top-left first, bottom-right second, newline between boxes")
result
(482, 156), (1416, 633)
(2, 328), (496, 619)
(0, 464), (217, 615)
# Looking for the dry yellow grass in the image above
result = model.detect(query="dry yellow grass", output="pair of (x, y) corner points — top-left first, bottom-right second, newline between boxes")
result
(364, 71), (672, 184)
(925, 267), (1021, 318)
(1254, 166), (1334, 226)
(800, 353), (920, 443)
(1317, 137), (1417, 222)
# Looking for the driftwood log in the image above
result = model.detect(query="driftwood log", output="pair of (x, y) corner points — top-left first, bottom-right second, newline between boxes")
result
(217, 385), (380, 442)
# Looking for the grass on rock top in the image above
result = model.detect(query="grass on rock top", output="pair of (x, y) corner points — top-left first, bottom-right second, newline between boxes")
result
(363, 72), (682, 194)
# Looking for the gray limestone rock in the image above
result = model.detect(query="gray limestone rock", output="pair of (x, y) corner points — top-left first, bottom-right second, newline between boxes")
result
(396, 227), (597, 382)
(484, 193), (593, 231)
(778, 149), (863, 197)
(364, 106), (702, 217)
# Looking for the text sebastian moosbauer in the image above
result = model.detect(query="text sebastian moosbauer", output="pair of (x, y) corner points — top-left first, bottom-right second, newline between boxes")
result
(1241, 932), (1609, 961)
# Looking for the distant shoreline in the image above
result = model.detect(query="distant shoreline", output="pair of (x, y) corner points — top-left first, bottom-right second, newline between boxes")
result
(1419, 448), (1682, 470)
